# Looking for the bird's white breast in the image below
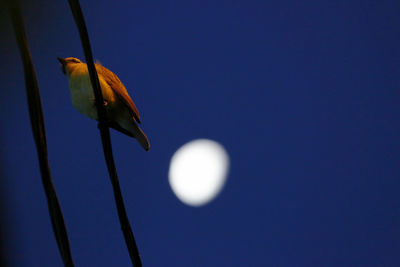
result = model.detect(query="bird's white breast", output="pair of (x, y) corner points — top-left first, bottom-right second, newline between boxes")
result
(68, 70), (99, 120)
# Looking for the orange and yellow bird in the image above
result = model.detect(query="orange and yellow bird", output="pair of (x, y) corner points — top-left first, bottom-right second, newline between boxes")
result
(58, 57), (150, 151)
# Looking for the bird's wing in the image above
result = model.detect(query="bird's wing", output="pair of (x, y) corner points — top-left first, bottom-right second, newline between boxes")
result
(95, 64), (141, 123)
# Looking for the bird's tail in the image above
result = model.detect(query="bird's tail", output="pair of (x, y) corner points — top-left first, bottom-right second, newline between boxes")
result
(108, 119), (150, 151)
(133, 123), (150, 151)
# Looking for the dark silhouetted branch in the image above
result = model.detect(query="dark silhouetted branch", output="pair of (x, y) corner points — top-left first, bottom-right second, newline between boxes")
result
(6, 1), (74, 266)
(66, 1), (142, 266)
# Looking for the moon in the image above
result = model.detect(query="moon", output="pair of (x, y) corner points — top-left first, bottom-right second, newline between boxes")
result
(168, 139), (230, 207)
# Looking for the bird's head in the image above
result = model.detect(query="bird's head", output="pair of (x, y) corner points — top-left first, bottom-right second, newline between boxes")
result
(57, 57), (82, 75)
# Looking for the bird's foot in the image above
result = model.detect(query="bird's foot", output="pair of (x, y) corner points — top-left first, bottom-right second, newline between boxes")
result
(92, 98), (109, 106)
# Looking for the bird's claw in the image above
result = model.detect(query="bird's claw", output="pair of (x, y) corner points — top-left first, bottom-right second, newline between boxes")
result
(92, 98), (109, 106)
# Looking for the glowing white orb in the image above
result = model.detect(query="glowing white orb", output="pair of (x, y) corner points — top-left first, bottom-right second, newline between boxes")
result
(168, 139), (230, 207)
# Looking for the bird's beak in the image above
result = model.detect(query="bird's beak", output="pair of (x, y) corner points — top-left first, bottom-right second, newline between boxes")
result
(57, 57), (66, 65)
(57, 57), (67, 74)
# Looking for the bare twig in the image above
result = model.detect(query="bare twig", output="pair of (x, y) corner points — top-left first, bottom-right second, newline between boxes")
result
(66, 1), (142, 266)
(6, 1), (74, 266)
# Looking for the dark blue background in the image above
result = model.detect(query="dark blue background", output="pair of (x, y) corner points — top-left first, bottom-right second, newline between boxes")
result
(1, 0), (400, 266)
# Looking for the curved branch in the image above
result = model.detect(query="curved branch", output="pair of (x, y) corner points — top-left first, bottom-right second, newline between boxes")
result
(66, 1), (142, 266)
(7, 1), (74, 266)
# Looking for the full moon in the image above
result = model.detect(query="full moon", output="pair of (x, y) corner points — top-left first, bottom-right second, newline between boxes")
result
(168, 139), (230, 207)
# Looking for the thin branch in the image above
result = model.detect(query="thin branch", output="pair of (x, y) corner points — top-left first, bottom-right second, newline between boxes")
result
(6, 1), (74, 266)
(66, 1), (142, 266)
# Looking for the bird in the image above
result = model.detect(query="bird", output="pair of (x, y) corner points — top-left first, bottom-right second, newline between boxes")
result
(58, 57), (150, 151)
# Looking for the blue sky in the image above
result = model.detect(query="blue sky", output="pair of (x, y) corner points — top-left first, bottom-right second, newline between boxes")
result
(1, 0), (400, 266)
